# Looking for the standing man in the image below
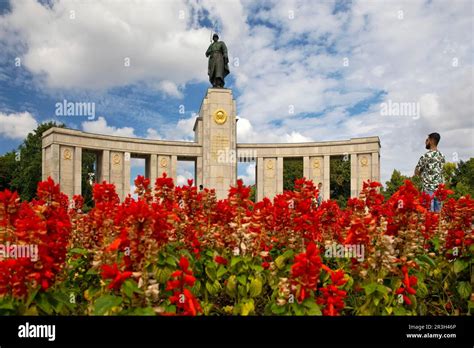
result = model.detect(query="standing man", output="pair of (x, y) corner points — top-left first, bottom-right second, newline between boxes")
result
(317, 182), (323, 206)
(206, 33), (230, 88)
(414, 132), (446, 212)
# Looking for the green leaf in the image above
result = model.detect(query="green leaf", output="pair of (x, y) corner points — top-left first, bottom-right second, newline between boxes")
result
(376, 284), (389, 295)
(302, 299), (322, 315)
(240, 299), (254, 316)
(457, 281), (472, 299)
(205, 281), (221, 296)
(417, 254), (436, 268)
(363, 283), (378, 296)
(165, 256), (177, 267)
(0, 300), (14, 310)
(131, 307), (155, 315)
(69, 247), (89, 255)
(281, 250), (294, 259)
(417, 281), (429, 298)
(274, 255), (287, 270)
(270, 303), (286, 315)
(237, 274), (247, 286)
(25, 287), (39, 308)
(250, 264), (264, 273)
(453, 259), (469, 274)
(35, 293), (53, 315)
(230, 257), (241, 268)
(217, 265), (227, 278)
(249, 277), (263, 297)
(205, 264), (217, 281)
(122, 279), (143, 298)
(93, 295), (122, 315)
(393, 306), (407, 315)
(156, 268), (172, 284)
(226, 275), (237, 297)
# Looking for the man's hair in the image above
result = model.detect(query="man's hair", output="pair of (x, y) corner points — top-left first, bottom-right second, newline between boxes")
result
(318, 182), (322, 186)
(428, 132), (441, 145)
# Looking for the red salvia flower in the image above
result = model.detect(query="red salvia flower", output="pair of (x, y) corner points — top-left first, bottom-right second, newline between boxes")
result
(291, 242), (323, 302)
(395, 266), (417, 305)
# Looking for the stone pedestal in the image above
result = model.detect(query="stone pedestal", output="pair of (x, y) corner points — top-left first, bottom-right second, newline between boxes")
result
(194, 88), (237, 199)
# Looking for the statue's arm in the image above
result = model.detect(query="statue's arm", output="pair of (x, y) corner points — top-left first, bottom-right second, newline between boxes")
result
(205, 45), (211, 57)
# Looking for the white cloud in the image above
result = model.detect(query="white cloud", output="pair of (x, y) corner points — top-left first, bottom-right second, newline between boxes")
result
(0, 112), (38, 139)
(176, 160), (195, 186)
(238, 163), (256, 186)
(146, 128), (161, 140)
(81, 116), (135, 137)
(1, 0), (210, 91)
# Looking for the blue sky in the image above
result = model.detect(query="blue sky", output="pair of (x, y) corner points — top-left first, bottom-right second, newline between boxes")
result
(0, 0), (472, 192)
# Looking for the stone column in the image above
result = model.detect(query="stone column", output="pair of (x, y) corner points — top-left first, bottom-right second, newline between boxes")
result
(323, 155), (330, 200)
(42, 148), (46, 181)
(262, 158), (277, 199)
(277, 157), (284, 195)
(171, 155), (177, 184)
(303, 156), (310, 180)
(42, 144), (59, 182)
(49, 144), (60, 183)
(309, 156), (323, 186)
(157, 155), (172, 180)
(357, 153), (372, 194)
(199, 88), (237, 199)
(257, 157), (264, 201)
(147, 154), (158, 186)
(123, 152), (131, 199)
(98, 150), (110, 183)
(74, 147), (82, 196)
(371, 152), (380, 183)
(350, 153), (358, 197)
(195, 156), (203, 188)
(109, 152), (124, 200)
(59, 146), (74, 198)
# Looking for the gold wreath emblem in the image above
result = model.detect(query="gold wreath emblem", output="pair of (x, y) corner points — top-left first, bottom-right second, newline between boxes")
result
(213, 109), (227, 125)
(313, 159), (320, 169)
(266, 159), (274, 170)
(63, 149), (72, 160)
(360, 156), (368, 167)
(160, 157), (168, 168)
(113, 153), (121, 165)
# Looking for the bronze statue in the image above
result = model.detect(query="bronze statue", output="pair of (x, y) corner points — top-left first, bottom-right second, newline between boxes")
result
(206, 34), (230, 88)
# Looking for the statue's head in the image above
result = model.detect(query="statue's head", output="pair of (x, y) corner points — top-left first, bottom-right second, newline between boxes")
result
(213, 34), (219, 42)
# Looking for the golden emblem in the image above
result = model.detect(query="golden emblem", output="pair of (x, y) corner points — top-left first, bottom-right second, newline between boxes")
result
(63, 149), (72, 160)
(160, 157), (168, 168)
(112, 153), (121, 165)
(266, 159), (274, 170)
(360, 156), (369, 167)
(213, 108), (227, 125)
(313, 159), (320, 169)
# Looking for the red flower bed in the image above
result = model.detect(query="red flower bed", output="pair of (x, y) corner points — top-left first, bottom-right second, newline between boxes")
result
(0, 175), (472, 316)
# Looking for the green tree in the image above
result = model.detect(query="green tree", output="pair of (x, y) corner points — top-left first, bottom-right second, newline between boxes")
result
(329, 156), (350, 208)
(443, 162), (457, 187)
(283, 158), (303, 191)
(0, 150), (19, 191)
(249, 184), (256, 202)
(81, 151), (97, 209)
(450, 158), (474, 198)
(10, 122), (65, 200)
(382, 169), (410, 200)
